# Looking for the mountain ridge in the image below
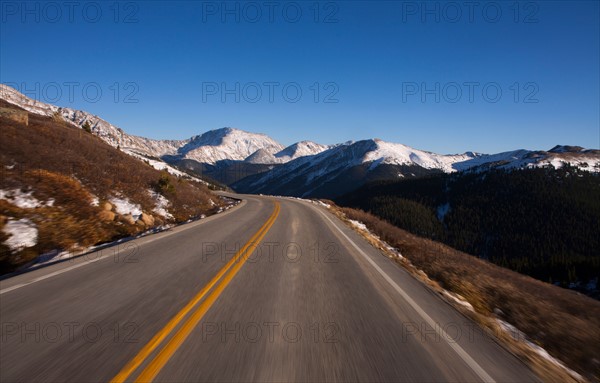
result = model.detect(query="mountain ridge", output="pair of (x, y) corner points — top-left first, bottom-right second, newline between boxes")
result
(2, 84), (598, 198)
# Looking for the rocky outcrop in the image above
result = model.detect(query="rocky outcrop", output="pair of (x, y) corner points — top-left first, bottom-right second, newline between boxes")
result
(97, 210), (115, 222)
(140, 213), (155, 226)
(120, 214), (136, 225)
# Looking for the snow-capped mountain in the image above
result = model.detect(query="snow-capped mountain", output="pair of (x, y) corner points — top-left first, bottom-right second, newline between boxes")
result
(274, 141), (330, 162)
(244, 141), (330, 164)
(0, 85), (322, 168)
(2, 83), (599, 198)
(233, 139), (600, 197)
(233, 139), (448, 197)
(359, 139), (476, 172)
(174, 127), (285, 164)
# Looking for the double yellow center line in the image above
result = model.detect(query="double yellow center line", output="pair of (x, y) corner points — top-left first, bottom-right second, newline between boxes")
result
(111, 201), (280, 383)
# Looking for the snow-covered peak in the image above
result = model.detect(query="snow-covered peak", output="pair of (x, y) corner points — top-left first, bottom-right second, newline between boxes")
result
(245, 149), (278, 164)
(188, 127), (239, 146)
(362, 139), (478, 173)
(243, 141), (329, 164)
(178, 127), (285, 164)
(275, 141), (329, 161)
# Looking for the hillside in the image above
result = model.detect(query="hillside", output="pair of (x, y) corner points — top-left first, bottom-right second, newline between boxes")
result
(0, 84), (184, 157)
(337, 166), (600, 295)
(0, 100), (226, 274)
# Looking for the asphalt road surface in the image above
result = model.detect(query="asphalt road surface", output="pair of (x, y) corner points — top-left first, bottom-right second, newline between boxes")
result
(0, 194), (540, 382)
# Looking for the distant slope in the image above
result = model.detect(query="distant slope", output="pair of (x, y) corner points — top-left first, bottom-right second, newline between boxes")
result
(273, 141), (330, 162)
(0, 99), (224, 274)
(168, 159), (278, 186)
(164, 135), (331, 183)
(232, 140), (443, 198)
(337, 165), (600, 295)
(233, 139), (600, 198)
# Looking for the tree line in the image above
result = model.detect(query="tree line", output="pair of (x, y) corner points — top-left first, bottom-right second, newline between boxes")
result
(337, 165), (600, 291)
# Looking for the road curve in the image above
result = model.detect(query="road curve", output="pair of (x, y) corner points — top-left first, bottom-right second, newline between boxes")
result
(0, 194), (539, 382)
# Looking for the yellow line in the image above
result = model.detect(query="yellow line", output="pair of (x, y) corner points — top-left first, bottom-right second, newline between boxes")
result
(110, 202), (280, 383)
(134, 202), (280, 383)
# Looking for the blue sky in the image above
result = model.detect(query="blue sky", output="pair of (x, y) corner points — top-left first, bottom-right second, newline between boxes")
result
(1, 1), (599, 153)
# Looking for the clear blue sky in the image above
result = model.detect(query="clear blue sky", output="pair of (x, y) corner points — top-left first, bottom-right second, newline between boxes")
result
(1, 1), (598, 153)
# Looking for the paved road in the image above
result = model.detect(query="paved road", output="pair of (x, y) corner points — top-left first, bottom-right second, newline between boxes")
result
(0, 194), (539, 382)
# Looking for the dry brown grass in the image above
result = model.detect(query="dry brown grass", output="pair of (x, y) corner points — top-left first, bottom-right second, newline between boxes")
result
(338, 206), (600, 382)
(0, 100), (221, 273)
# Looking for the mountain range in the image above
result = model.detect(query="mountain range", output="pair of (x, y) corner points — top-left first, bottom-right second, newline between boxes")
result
(1, 84), (599, 198)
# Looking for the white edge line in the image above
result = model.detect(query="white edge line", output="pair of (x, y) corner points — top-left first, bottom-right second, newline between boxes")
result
(0, 255), (106, 295)
(316, 208), (496, 383)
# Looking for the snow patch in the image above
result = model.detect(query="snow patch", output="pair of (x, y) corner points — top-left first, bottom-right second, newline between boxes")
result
(496, 319), (584, 381)
(443, 291), (474, 311)
(363, 140), (477, 173)
(0, 189), (53, 209)
(535, 157), (600, 173)
(147, 190), (173, 219)
(349, 219), (368, 231)
(316, 201), (331, 209)
(124, 150), (209, 185)
(343, 215), (404, 260)
(2, 218), (38, 251)
(110, 197), (142, 220)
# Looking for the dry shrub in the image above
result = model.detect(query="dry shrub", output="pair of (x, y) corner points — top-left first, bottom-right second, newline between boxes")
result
(0, 100), (221, 273)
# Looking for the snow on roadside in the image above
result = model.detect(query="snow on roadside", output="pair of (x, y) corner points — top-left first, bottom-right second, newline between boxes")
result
(0, 189), (54, 209)
(147, 190), (173, 219)
(110, 197), (142, 220)
(2, 218), (38, 251)
(340, 213), (404, 261)
(21, 194), (241, 270)
(313, 200), (331, 208)
(216, 196), (241, 213)
(349, 219), (368, 231)
(443, 291), (474, 312)
(313, 199), (586, 382)
(496, 319), (584, 382)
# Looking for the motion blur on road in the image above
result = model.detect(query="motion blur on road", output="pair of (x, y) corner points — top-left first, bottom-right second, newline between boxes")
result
(1, 194), (539, 382)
